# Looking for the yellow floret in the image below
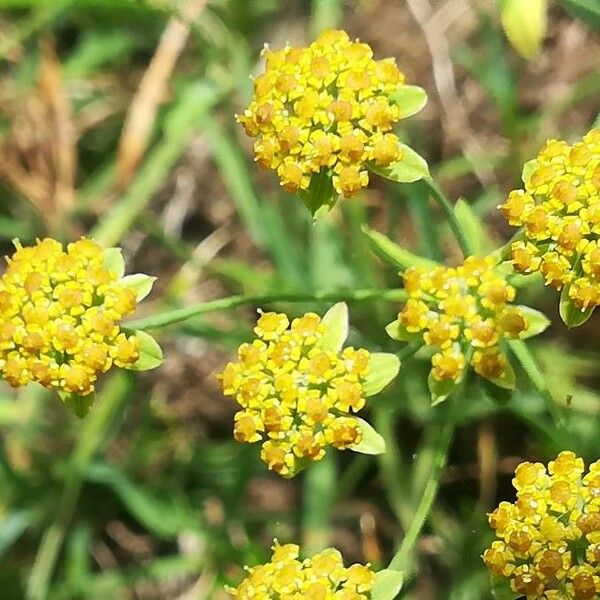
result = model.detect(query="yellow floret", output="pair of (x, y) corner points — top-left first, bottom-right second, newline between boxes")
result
(226, 541), (376, 599)
(483, 452), (600, 599)
(0, 238), (143, 397)
(219, 309), (372, 477)
(394, 256), (530, 387)
(500, 128), (600, 313)
(237, 29), (413, 199)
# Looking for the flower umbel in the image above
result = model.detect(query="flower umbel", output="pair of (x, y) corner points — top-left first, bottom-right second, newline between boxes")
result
(219, 304), (396, 477)
(387, 256), (549, 401)
(237, 29), (423, 203)
(500, 129), (600, 320)
(483, 451), (600, 599)
(227, 540), (376, 599)
(0, 238), (154, 403)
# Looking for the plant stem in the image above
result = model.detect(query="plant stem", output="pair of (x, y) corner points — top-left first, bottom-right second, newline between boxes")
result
(387, 417), (454, 574)
(124, 289), (407, 331)
(26, 375), (131, 600)
(420, 178), (473, 257)
(508, 340), (564, 426)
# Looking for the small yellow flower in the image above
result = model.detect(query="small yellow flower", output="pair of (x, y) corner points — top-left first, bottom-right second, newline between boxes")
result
(227, 540), (375, 599)
(237, 29), (415, 199)
(389, 256), (547, 396)
(484, 451), (600, 599)
(219, 309), (373, 477)
(500, 129), (600, 315)
(0, 238), (152, 399)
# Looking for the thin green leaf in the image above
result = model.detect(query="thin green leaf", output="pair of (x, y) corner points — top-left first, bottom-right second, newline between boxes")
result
(478, 359), (516, 390)
(481, 378), (513, 405)
(559, 285), (595, 328)
(298, 169), (338, 216)
(362, 226), (438, 270)
(368, 143), (430, 183)
(126, 331), (163, 371)
(363, 353), (400, 397)
(0, 511), (31, 559)
(562, 0), (600, 29)
(120, 273), (156, 301)
(491, 575), (520, 599)
(317, 302), (348, 352)
(453, 198), (487, 255)
(385, 319), (423, 343)
(428, 371), (459, 406)
(85, 463), (197, 539)
(350, 417), (386, 455)
(58, 391), (95, 418)
(102, 247), (125, 278)
(371, 569), (404, 600)
(516, 305), (551, 338)
(388, 84), (427, 118)
(521, 159), (537, 185)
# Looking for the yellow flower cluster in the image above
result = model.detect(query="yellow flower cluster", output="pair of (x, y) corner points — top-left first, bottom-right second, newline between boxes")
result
(227, 540), (375, 600)
(219, 310), (371, 477)
(397, 257), (527, 384)
(483, 451), (600, 599)
(500, 129), (600, 310)
(0, 238), (140, 396)
(237, 29), (407, 198)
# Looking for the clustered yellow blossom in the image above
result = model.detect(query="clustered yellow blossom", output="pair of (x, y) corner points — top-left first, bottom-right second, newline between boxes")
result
(0, 238), (140, 396)
(483, 451), (600, 599)
(237, 29), (407, 198)
(396, 256), (527, 384)
(219, 310), (371, 477)
(500, 129), (600, 310)
(227, 540), (375, 600)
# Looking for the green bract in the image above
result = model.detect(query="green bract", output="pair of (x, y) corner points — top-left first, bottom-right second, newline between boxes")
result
(368, 144), (430, 184)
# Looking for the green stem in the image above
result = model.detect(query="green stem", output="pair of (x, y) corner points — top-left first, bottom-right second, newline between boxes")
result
(124, 289), (407, 331)
(26, 375), (131, 600)
(387, 418), (454, 573)
(374, 405), (412, 529)
(508, 340), (563, 426)
(420, 179), (474, 257)
(303, 453), (335, 554)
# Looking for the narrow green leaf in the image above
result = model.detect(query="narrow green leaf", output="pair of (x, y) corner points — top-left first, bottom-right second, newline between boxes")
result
(85, 463), (196, 539)
(521, 159), (538, 186)
(562, 0), (600, 29)
(481, 378), (513, 405)
(298, 169), (338, 216)
(0, 511), (31, 559)
(371, 569), (404, 600)
(478, 359), (516, 390)
(491, 575), (520, 599)
(388, 84), (428, 118)
(363, 353), (400, 397)
(127, 331), (163, 371)
(453, 198), (487, 255)
(385, 319), (423, 343)
(317, 302), (348, 352)
(501, 0), (548, 59)
(102, 247), (125, 279)
(58, 391), (95, 418)
(515, 305), (551, 338)
(350, 417), (386, 455)
(368, 143), (430, 183)
(119, 273), (156, 301)
(362, 226), (438, 271)
(428, 371), (459, 406)
(559, 285), (595, 328)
